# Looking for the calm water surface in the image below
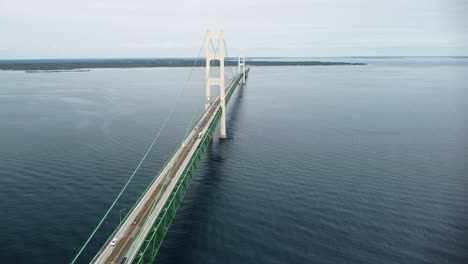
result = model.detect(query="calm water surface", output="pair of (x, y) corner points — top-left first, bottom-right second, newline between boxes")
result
(0, 58), (467, 263)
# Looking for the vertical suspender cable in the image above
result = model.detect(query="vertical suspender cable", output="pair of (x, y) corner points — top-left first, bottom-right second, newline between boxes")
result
(71, 34), (208, 264)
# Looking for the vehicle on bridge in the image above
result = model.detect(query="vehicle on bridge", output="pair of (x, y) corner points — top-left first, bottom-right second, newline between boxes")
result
(71, 31), (250, 264)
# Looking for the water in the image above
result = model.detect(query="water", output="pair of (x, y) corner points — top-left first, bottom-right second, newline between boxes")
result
(0, 58), (467, 263)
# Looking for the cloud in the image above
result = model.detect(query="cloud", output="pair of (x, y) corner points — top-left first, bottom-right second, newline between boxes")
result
(0, 0), (467, 58)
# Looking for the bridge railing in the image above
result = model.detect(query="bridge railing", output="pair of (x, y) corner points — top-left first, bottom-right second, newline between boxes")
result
(133, 108), (222, 263)
(90, 72), (246, 263)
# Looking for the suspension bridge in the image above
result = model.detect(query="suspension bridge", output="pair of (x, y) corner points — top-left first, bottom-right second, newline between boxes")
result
(71, 30), (249, 264)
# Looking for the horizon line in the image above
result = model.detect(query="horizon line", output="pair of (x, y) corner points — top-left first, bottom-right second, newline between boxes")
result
(1, 55), (468, 61)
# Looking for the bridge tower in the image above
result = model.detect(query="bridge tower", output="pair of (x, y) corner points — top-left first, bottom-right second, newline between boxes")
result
(238, 49), (246, 84)
(205, 30), (227, 139)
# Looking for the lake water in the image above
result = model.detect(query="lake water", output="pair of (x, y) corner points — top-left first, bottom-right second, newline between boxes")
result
(0, 58), (467, 263)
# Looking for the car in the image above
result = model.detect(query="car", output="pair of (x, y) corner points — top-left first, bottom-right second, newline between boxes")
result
(121, 257), (127, 264)
(110, 238), (118, 246)
(132, 216), (140, 225)
(198, 132), (203, 139)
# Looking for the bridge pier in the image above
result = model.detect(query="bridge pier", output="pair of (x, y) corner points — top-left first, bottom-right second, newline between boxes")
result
(205, 30), (227, 139)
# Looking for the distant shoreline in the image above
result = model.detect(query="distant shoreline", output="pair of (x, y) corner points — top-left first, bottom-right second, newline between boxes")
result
(0, 58), (365, 71)
(25, 69), (91, 73)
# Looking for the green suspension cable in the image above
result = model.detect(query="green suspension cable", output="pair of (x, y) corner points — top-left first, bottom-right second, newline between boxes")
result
(125, 33), (222, 259)
(70, 34), (207, 264)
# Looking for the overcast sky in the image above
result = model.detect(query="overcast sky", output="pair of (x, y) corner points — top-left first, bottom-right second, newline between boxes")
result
(1, 0), (467, 59)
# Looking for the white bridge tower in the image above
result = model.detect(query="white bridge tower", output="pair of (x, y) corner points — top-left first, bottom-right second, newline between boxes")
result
(205, 30), (227, 139)
(238, 49), (246, 84)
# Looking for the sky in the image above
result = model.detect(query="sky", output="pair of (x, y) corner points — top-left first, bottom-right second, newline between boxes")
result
(0, 0), (467, 59)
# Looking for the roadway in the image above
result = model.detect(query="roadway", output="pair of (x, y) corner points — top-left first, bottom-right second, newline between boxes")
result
(92, 74), (242, 264)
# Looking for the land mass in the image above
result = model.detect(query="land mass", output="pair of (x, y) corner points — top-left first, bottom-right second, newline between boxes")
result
(0, 58), (366, 71)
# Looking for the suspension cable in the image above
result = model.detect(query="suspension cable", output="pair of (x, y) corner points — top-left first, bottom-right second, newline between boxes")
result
(223, 38), (236, 79)
(70, 34), (208, 264)
(125, 32), (222, 259)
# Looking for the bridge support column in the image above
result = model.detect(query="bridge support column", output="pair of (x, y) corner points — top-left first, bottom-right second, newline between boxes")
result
(205, 30), (226, 139)
(205, 44), (211, 110)
(238, 50), (246, 84)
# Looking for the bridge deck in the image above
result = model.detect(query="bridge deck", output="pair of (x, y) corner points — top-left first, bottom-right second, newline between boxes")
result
(92, 69), (248, 264)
